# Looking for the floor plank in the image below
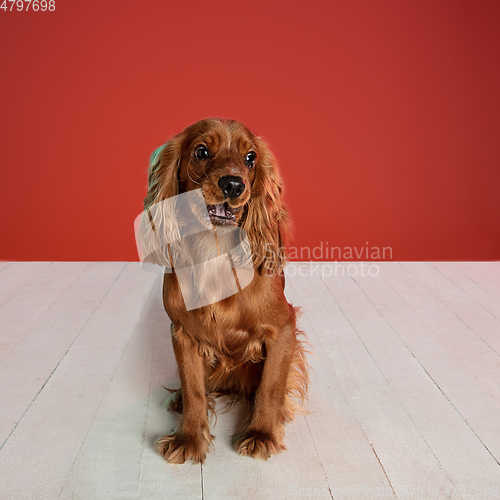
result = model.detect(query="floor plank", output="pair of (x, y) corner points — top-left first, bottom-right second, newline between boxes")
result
(0, 262), (84, 358)
(0, 261), (14, 274)
(430, 262), (500, 324)
(0, 262), (68, 309)
(454, 262), (500, 303)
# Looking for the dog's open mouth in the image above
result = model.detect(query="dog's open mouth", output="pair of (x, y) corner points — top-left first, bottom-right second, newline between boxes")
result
(206, 202), (242, 226)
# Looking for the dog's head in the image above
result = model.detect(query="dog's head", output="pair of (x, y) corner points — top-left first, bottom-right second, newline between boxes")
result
(144, 118), (290, 273)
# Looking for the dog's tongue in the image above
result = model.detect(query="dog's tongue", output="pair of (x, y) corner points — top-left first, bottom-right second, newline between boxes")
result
(207, 202), (240, 219)
(214, 203), (226, 217)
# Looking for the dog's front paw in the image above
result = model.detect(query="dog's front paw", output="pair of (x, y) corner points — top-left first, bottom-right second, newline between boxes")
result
(155, 429), (213, 464)
(234, 428), (285, 460)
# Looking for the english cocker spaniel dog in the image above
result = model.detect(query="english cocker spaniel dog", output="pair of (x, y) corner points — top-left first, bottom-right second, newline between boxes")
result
(140, 118), (309, 463)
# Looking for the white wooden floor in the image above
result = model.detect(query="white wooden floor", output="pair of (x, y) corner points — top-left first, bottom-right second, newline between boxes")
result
(0, 262), (499, 500)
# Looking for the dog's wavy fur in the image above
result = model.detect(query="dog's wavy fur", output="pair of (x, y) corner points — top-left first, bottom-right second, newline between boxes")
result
(143, 118), (309, 463)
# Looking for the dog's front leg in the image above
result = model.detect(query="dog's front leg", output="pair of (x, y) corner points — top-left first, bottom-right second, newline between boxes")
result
(234, 322), (296, 460)
(155, 324), (213, 464)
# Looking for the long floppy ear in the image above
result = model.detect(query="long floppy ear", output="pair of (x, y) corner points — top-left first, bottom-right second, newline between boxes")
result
(144, 135), (184, 211)
(139, 136), (184, 268)
(242, 136), (291, 276)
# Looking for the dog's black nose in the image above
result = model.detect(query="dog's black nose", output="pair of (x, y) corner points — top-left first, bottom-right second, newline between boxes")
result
(218, 176), (245, 199)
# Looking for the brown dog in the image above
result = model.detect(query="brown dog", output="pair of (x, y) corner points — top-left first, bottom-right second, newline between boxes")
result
(141, 118), (308, 463)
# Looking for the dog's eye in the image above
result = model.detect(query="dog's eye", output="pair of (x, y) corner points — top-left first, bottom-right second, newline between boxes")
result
(194, 146), (209, 160)
(245, 151), (256, 168)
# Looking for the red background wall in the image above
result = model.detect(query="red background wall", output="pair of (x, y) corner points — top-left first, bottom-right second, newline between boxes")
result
(1, 0), (499, 261)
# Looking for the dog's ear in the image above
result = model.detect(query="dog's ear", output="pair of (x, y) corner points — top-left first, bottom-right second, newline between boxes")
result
(140, 136), (184, 268)
(242, 136), (291, 276)
(144, 136), (184, 211)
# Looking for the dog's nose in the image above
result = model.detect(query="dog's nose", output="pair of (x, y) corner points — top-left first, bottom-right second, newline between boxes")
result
(218, 176), (245, 199)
